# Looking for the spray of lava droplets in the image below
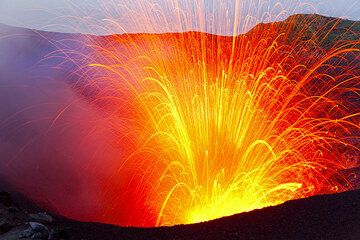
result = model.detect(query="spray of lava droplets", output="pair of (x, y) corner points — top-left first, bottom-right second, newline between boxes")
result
(66, 0), (360, 227)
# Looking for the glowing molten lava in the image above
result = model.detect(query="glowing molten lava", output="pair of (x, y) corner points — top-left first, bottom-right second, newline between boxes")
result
(77, 12), (359, 227)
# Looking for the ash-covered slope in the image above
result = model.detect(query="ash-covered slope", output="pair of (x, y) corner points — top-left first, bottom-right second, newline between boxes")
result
(1, 189), (360, 240)
(248, 14), (360, 48)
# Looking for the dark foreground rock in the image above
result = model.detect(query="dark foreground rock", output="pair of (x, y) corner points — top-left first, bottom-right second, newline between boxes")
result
(1, 189), (360, 240)
(0, 192), (67, 240)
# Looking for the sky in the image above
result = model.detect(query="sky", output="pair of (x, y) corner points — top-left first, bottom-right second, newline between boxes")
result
(0, 0), (359, 35)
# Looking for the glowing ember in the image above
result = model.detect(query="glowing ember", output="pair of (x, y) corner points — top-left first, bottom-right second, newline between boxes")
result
(71, 1), (360, 227)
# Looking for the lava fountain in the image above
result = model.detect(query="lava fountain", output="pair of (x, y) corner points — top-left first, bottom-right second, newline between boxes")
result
(65, 0), (360, 227)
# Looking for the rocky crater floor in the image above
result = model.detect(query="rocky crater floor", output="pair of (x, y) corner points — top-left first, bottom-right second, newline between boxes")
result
(0, 192), (68, 240)
(1, 189), (360, 240)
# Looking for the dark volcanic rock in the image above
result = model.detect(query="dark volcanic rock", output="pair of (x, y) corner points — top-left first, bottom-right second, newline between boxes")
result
(0, 196), (65, 240)
(1, 189), (360, 239)
(29, 214), (53, 225)
(19, 222), (49, 239)
(0, 193), (15, 208)
(57, 189), (360, 240)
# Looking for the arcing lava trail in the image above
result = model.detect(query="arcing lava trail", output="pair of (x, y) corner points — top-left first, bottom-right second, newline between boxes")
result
(76, 14), (359, 226)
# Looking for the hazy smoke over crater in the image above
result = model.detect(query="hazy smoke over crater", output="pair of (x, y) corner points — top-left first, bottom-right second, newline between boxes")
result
(0, 24), (128, 221)
(0, 0), (359, 35)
